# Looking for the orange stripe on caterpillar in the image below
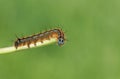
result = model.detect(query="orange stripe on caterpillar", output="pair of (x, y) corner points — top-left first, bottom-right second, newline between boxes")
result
(14, 28), (65, 49)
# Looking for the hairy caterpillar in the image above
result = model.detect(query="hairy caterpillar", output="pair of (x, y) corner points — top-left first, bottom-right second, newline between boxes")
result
(14, 28), (65, 49)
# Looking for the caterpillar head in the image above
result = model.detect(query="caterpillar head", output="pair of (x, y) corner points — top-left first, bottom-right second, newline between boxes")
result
(58, 37), (65, 46)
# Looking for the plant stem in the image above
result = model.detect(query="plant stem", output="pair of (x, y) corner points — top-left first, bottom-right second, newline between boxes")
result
(0, 38), (57, 54)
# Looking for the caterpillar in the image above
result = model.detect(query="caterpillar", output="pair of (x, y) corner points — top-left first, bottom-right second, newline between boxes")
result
(14, 28), (65, 49)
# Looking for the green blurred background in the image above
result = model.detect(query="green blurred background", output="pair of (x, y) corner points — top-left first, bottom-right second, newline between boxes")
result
(0, 0), (120, 79)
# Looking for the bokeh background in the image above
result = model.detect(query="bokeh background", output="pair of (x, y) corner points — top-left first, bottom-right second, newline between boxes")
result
(0, 0), (120, 79)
